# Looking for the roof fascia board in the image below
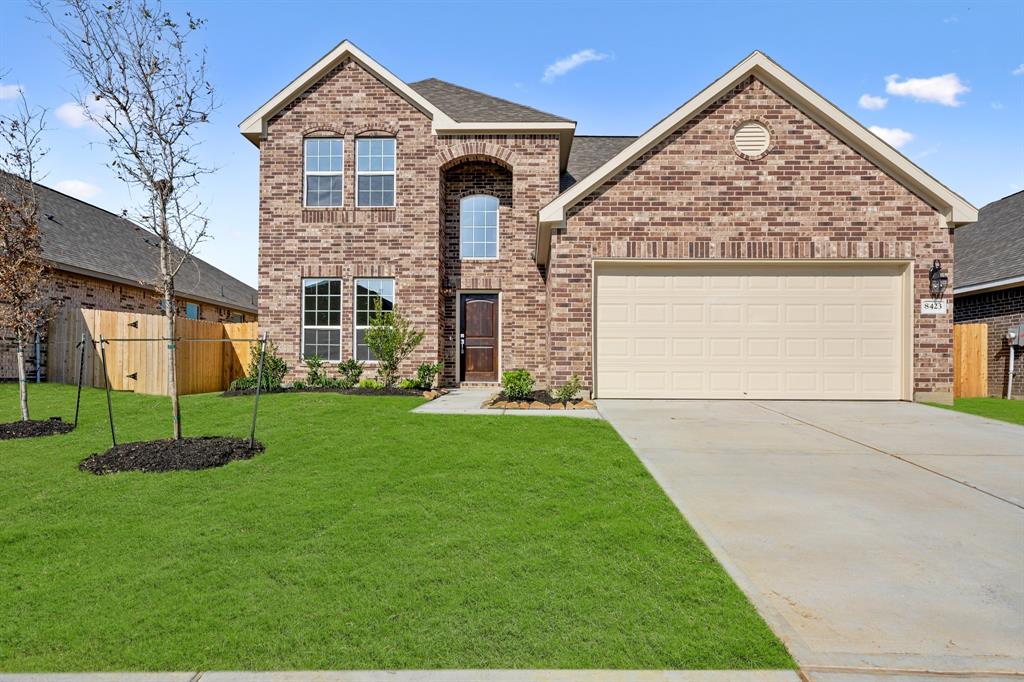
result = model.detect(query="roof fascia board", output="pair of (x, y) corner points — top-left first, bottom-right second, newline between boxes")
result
(239, 40), (455, 144)
(51, 261), (258, 313)
(537, 51), (977, 227)
(953, 275), (1024, 296)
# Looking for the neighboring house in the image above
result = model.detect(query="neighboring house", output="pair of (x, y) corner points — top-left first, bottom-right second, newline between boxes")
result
(241, 42), (977, 402)
(0, 177), (257, 379)
(953, 191), (1024, 398)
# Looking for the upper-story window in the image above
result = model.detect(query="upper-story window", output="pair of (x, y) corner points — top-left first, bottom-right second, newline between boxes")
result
(304, 138), (343, 207)
(356, 137), (395, 207)
(459, 195), (499, 260)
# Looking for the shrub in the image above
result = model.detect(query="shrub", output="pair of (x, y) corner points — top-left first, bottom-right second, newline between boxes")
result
(364, 299), (425, 388)
(358, 378), (382, 390)
(413, 361), (443, 390)
(502, 369), (534, 401)
(399, 378), (418, 390)
(240, 339), (287, 390)
(552, 374), (582, 403)
(229, 376), (253, 391)
(337, 358), (364, 389)
(304, 354), (327, 386)
(291, 380), (306, 390)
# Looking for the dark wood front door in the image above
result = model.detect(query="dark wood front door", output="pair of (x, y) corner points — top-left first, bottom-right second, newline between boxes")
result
(460, 294), (499, 382)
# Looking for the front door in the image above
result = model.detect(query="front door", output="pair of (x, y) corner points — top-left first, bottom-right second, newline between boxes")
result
(460, 294), (499, 382)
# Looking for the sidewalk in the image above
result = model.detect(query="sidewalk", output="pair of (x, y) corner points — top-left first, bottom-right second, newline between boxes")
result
(412, 389), (602, 419)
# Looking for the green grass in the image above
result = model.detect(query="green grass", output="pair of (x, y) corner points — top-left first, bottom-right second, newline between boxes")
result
(927, 397), (1024, 426)
(0, 384), (792, 672)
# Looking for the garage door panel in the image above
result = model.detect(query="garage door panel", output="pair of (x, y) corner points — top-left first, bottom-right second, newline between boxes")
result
(595, 263), (906, 400)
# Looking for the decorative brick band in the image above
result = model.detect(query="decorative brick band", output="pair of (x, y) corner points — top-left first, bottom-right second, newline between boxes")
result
(589, 239), (915, 260)
(300, 208), (397, 224)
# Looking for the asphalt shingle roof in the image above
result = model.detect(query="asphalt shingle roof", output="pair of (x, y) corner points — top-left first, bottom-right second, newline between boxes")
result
(955, 190), (1024, 289)
(560, 135), (638, 191)
(3, 176), (257, 313)
(409, 78), (571, 124)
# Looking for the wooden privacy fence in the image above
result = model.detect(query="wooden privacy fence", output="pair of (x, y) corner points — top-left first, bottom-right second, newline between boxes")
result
(47, 307), (258, 396)
(953, 323), (988, 398)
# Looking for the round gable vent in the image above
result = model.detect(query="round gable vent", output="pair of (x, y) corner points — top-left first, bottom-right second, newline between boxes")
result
(733, 121), (771, 157)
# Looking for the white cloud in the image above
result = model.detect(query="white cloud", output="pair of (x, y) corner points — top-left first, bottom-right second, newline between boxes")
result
(884, 73), (969, 107)
(942, 15), (958, 23)
(869, 126), (914, 149)
(542, 49), (609, 83)
(858, 94), (888, 110)
(0, 84), (24, 100)
(55, 102), (94, 128)
(991, 101), (1004, 110)
(54, 179), (101, 200)
(1013, 64), (1024, 76)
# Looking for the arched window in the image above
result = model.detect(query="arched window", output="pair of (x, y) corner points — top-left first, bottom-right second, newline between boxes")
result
(460, 194), (498, 259)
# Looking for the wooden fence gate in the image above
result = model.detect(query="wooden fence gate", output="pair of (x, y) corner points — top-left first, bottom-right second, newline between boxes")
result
(47, 307), (258, 396)
(953, 323), (988, 398)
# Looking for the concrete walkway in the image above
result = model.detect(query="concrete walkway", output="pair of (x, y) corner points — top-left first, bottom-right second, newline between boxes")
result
(599, 399), (1024, 679)
(413, 388), (602, 418)
(0, 671), (801, 682)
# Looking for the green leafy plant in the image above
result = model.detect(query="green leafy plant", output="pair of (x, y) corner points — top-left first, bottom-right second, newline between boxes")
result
(501, 369), (535, 401)
(364, 299), (425, 388)
(337, 358), (364, 389)
(413, 361), (443, 390)
(291, 380), (306, 390)
(358, 378), (383, 390)
(304, 354), (327, 386)
(552, 374), (582, 403)
(399, 378), (418, 390)
(231, 339), (287, 391)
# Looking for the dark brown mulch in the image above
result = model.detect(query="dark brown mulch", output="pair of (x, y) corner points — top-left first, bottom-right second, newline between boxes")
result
(494, 390), (565, 405)
(0, 417), (74, 440)
(221, 386), (429, 398)
(79, 436), (264, 475)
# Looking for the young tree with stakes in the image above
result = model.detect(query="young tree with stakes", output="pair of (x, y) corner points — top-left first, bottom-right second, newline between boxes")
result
(37, 0), (216, 439)
(0, 90), (50, 422)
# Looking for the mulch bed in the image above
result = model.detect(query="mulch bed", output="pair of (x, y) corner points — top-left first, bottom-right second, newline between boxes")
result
(79, 436), (264, 475)
(221, 386), (443, 398)
(488, 390), (595, 410)
(0, 417), (75, 440)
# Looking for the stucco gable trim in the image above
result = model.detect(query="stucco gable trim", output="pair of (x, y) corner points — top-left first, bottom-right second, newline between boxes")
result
(535, 51), (977, 264)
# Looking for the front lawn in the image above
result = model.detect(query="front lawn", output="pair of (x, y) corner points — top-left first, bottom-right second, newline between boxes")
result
(927, 397), (1024, 425)
(0, 384), (792, 672)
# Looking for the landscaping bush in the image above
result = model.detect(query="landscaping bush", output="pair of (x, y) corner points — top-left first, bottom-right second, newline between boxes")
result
(291, 380), (306, 390)
(337, 358), (364, 389)
(364, 299), (425, 388)
(399, 378), (418, 390)
(552, 374), (582, 403)
(304, 355), (328, 386)
(413, 361), (443, 390)
(501, 369), (534, 401)
(358, 378), (382, 390)
(231, 339), (288, 391)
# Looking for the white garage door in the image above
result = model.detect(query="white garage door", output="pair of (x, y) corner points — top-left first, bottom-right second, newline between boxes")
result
(595, 262), (908, 400)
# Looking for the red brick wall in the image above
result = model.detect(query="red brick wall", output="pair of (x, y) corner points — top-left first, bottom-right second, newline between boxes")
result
(954, 286), (1024, 398)
(257, 56), (560, 384)
(550, 76), (953, 399)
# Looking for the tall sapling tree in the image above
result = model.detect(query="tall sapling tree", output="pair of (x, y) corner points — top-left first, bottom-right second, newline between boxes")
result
(38, 0), (216, 439)
(0, 89), (50, 421)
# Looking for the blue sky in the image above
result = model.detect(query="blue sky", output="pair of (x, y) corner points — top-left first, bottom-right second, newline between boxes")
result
(1, 0), (1022, 286)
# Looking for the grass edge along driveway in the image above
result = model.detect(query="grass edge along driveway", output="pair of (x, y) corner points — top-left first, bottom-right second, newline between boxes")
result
(926, 396), (1024, 426)
(0, 384), (793, 672)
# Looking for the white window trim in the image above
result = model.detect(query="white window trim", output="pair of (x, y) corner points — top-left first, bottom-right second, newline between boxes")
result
(353, 277), (395, 364)
(301, 278), (343, 362)
(303, 138), (344, 209)
(355, 137), (396, 208)
(459, 194), (500, 261)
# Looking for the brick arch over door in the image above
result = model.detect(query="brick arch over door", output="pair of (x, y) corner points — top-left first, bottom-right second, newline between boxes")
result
(437, 142), (519, 173)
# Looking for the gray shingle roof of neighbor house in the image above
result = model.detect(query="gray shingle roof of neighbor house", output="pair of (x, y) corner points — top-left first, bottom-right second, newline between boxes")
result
(561, 136), (638, 191)
(408, 78), (572, 124)
(4, 176), (258, 313)
(954, 190), (1024, 292)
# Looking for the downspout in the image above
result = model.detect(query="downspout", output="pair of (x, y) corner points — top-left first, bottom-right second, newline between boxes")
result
(1009, 344), (1017, 400)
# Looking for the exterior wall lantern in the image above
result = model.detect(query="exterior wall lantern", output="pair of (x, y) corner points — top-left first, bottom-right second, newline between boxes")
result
(928, 259), (948, 297)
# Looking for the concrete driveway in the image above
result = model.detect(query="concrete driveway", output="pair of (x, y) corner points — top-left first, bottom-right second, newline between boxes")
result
(598, 400), (1024, 680)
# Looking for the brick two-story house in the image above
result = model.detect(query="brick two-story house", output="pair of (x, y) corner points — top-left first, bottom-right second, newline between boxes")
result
(241, 42), (976, 402)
